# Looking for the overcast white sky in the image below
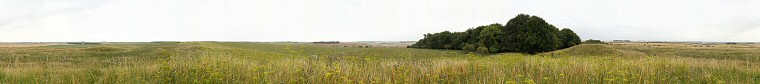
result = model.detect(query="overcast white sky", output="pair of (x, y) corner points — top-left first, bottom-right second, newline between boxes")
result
(1, 0), (759, 42)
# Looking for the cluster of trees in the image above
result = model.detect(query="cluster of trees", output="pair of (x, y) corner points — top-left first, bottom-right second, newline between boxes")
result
(583, 39), (605, 44)
(409, 14), (581, 54)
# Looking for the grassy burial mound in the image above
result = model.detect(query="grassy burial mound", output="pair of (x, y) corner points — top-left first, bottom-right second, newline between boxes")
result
(540, 44), (648, 57)
(610, 42), (760, 62)
(542, 44), (621, 56)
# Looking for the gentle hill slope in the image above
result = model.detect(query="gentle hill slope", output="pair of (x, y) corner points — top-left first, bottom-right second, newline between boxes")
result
(541, 44), (646, 57)
(83, 46), (127, 52)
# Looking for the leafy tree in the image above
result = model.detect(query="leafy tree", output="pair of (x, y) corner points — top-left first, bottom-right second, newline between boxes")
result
(559, 28), (581, 48)
(450, 32), (468, 50)
(478, 23), (504, 52)
(556, 28), (567, 49)
(503, 14), (561, 54)
(411, 31), (457, 49)
(431, 31), (452, 49)
(464, 27), (483, 44)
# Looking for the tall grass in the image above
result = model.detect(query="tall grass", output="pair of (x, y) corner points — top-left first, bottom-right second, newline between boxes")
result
(0, 42), (758, 83)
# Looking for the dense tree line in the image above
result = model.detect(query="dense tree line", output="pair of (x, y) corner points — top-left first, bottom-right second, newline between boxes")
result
(409, 14), (581, 54)
(583, 39), (604, 44)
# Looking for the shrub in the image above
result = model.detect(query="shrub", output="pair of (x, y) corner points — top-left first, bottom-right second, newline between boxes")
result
(476, 46), (489, 54)
(462, 44), (477, 52)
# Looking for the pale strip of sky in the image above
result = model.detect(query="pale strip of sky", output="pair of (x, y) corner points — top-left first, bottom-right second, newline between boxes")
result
(0, 0), (758, 42)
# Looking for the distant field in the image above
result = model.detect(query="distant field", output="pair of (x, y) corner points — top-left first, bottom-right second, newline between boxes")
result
(610, 42), (760, 62)
(611, 42), (758, 48)
(312, 41), (414, 48)
(0, 42), (758, 83)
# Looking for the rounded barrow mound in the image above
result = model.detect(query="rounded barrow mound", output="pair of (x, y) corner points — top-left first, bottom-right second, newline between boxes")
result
(540, 44), (645, 57)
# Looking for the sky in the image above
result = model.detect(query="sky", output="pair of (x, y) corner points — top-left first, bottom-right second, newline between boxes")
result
(1, 0), (759, 42)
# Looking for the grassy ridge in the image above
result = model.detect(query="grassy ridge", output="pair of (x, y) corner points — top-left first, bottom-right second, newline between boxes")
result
(610, 44), (760, 62)
(0, 42), (177, 83)
(1, 42), (759, 83)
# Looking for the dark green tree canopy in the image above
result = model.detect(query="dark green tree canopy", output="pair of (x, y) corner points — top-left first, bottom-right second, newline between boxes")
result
(410, 14), (581, 54)
(560, 28), (582, 48)
(502, 14), (561, 53)
(584, 39), (604, 44)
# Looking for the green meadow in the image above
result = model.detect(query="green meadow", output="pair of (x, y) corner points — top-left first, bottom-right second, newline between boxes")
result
(1, 42), (758, 83)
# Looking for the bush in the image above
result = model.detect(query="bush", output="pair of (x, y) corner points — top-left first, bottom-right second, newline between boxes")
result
(476, 46), (489, 54)
(462, 44), (477, 52)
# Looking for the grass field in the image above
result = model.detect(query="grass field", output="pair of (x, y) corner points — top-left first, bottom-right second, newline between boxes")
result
(1, 42), (759, 83)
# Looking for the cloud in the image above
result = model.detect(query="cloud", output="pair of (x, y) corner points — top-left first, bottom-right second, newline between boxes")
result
(0, 0), (759, 42)
(715, 18), (760, 42)
(0, 0), (111, 31)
